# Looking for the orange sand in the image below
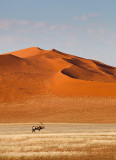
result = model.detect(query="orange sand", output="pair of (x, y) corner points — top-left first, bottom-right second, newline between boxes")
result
(0, 47), (116, 123)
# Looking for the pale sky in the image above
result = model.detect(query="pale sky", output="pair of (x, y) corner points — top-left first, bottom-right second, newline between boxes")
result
(0, 0), (116, 66)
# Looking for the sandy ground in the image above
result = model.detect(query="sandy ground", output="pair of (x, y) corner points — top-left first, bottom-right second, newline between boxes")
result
(0, 124), (116, 160)
(0, 123), (116, 134)
(1, 96), (116, 123)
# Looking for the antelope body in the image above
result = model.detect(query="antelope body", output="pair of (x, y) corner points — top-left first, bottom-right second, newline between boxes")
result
(32, 122), (45, 132)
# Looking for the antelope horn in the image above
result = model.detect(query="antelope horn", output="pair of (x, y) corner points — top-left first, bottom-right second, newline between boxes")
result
(40, 122), (44, 126)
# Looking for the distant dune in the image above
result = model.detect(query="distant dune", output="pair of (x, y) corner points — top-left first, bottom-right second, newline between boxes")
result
(0, 47), (116, 123)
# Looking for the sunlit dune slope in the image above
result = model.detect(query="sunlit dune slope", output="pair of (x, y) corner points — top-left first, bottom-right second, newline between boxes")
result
(0, 47), (116, 102)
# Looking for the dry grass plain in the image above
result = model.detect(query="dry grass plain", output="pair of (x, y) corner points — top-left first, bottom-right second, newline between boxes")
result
(0, 124), (116, 160)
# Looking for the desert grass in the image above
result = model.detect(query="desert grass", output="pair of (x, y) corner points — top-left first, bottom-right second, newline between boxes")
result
(0, 132), (116, 160)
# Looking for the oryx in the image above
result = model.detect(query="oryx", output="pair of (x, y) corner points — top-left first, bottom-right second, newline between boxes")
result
(32, 122), (45, 132)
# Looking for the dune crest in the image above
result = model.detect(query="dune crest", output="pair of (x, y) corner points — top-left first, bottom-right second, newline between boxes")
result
(5, 47), (45, 58)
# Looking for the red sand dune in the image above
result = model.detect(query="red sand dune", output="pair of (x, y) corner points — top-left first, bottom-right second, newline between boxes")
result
(0, 47), (116, 123)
